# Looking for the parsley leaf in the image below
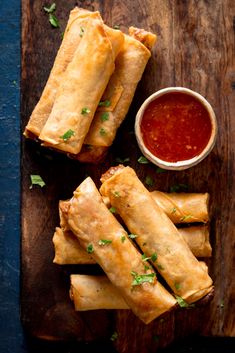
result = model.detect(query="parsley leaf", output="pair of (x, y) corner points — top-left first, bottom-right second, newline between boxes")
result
(81, 107), (91, 115)
(142, 253), (157, 262)
(128, 233), (138, 239)
(145, 175), (154, 187)
(49, 13), (59, 28)
(180, 215), (192, 222)
(100, 112), (109, 122)
(131, 271), (156, 286)
(121, 236), (126, 243)
(174, 282), (181, 290)
(87, 244), (94, 253)
(175, 295), (195, 308)
(115, 157), (130, 164)
(156, 167), (166, 174)
(99, 127), (106, 136)
(170, 184), (189, 193)
(60, 129), (75, 141)
(43, 3), (56, 13)
(30, 175), (45, 189)
(110, 331), (118, 341)
(151, 252), (158, 262)
(138, 156), (149, 164)
(109, 206), (116, 214)
(98, 100), (111, 107)
(98, 239), (112, 246)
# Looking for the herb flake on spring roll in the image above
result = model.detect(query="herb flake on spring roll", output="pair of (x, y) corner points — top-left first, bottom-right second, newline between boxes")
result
(100, 166), (213, 303)
(67, 177), (176, 324)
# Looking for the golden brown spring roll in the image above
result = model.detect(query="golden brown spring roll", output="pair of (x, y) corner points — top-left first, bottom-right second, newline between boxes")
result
(53, 225), (211, 265)
(76, 27), (156, 162)
(100, 166), (213, 303)
(24, 8), (124, 139)
(39, 13), (124, 154)
(53, 227), (95, 265)
(152, 191), (209, 223)
(70, 265), (208, 311)
(70, 275), (129, 310)
(67, 177), (176, 324)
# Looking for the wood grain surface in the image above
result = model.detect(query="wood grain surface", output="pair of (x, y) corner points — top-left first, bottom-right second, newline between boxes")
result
(21, 0), (235, 352)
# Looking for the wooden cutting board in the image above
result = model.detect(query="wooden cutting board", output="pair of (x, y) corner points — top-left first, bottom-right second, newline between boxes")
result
(21, 0), (235, 351)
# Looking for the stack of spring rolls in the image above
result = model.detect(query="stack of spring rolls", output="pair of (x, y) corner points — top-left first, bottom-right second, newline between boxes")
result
(53, 165), (213, 324)
(24, 7), (157, 163)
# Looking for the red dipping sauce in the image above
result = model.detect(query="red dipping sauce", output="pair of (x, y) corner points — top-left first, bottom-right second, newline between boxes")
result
(140, 92), (212, 163)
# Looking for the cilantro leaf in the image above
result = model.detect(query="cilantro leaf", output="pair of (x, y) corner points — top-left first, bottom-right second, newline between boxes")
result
(43, 3), (56, 13)
(109, 206), (116, 214)
(131, 271), (156, 286)
(100, 112), (109, 122)
(49, 13), (59, 28)
(128, 233), (138, 239)
(99, 127), (106, 136)
(87, 244), (94, 253)
(98, 239), (112, 246)
(30, 175), (45, 189)
(81, 107), (91, 115)
(98, 100), (111, 107)
(110, 331), (118, 341)
(138, 156), (149, 164)
(60, 129), (75, 141)
(145, 175), (154, 187)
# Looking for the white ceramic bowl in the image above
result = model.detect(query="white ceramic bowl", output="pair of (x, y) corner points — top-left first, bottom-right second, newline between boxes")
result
(135, 87), (218, 170)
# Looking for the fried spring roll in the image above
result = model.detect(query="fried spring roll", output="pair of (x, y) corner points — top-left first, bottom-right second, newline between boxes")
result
(70, 275), (129, 310)
(151, 191), (209, 223)
(70, 266), (209, 311)
(76, 27), (156, 162)
(67, 177), (176, 324)
(24, 8), (124, 139)
(53, 225), (211, 265)
(100, 166), (213, 303)
(39, 13), (124, 154)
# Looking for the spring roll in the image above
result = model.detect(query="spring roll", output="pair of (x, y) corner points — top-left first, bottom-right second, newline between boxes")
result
(53, 227), (95, 265)
(53, 225), (211, 265)
(38, 13), (124, 154)
(100, 166), (213, 303)
(151, 191), (209, 223)
(24, 8), (124, 139)
(70, 265), (209, 311)
(70, 275), (129, 310)
(76, 27), (156, 162)
(67, 177), (176, 324)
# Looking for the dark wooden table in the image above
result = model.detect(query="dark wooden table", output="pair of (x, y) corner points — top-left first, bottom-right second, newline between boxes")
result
(1, 0), (235, 352)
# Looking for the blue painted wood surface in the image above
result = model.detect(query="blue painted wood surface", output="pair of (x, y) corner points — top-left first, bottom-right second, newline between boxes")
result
(0, 0), (26, 352)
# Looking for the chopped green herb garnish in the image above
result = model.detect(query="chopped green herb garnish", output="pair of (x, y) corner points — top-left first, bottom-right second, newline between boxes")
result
(121, 236), (126, 243)
(138, 156), (149, 164)
(109, 206), (116, 214)
(79, 26), (85, 37)
(157, 264), (165, 270)
(220, 300), (224, 308)
(113, 191), (120, 198)
(98, 99), (111, 107)
(180, 214), (192, 222)
(156, 167), (166, 174)
(142, 253), (157, 262)
(131, 271), (156, 286)
(99, 127), (106, 136)
(87, 244), (94, 253)
(170, 184), (189, 192)
(43, 3), (56, 13)
(49, 13), (59, 27)
(145, 175), (154, 187)
(98, 239), (112, 246)
(113, 25), (120, 30)
(151, 252), (158, 262)
(115, 157), (130, 164)
(174, 282), (181, 290)
(60, 129), (75, 141)
(110, 331), (118, 341)
(128, 233), (138, 239)
(144, 264), (151, 271)
(30, 175), (45, 189)
(171, 207), (177, 214)
(175, 295), (195, 308)
(100, 112), (109, 122)
(81, 107), (91, 115)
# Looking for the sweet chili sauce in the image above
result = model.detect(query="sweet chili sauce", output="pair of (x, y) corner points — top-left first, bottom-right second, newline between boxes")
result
(140, 92), (212, 163)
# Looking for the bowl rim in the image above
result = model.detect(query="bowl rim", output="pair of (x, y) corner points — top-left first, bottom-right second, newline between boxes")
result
(135, 87), (218, 170)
